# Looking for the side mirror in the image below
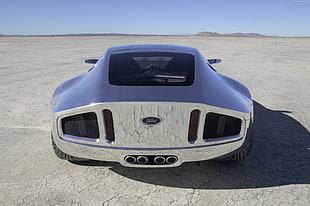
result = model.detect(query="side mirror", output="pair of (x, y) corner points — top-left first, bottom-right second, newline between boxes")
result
(207, 59), (222, 64)
(84, 59), (98, 64)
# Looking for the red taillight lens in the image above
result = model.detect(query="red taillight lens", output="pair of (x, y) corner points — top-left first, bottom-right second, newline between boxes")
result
(188, 109), (200, 143)
(103, 109), (115, 143)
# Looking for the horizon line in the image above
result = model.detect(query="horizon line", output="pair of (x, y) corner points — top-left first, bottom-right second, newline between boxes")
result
(0, 32), (309, 38)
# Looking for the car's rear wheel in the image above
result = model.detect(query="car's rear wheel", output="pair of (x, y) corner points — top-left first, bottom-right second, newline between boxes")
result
(215, 118), (254, 161)
(51, 134), (88, 162)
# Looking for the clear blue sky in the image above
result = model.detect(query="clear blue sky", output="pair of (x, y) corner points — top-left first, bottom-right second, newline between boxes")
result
(1, 0), (309, 36)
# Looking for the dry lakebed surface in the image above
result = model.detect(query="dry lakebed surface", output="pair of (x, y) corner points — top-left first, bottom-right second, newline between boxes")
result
(0, 36), (309, 205)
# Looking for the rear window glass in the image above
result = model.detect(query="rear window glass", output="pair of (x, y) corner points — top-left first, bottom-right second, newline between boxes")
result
(109, 52), (194, 86)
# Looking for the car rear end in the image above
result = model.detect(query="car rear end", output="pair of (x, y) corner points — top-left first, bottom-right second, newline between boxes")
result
(52, 101), (251, 167)
(51, 45), (253, 167)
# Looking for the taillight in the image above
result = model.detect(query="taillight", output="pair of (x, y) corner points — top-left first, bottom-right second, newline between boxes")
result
(103, 109), (115, 143)
(188, 109), (200, 143)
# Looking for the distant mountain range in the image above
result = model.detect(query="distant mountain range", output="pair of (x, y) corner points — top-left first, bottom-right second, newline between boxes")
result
(195, 32), (267, 37)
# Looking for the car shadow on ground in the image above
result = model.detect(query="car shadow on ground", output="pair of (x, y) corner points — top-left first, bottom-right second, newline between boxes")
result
(74, 101), (310, 189)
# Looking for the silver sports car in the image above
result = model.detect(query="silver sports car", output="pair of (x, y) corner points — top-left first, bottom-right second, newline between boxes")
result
(51, 44), (253, 167)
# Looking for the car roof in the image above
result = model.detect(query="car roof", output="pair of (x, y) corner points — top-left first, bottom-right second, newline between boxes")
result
(106, 44), (199, 54)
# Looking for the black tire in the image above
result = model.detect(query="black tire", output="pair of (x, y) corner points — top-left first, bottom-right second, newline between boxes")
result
(51, 134), (88, 162)
(215, 120), (254, 161)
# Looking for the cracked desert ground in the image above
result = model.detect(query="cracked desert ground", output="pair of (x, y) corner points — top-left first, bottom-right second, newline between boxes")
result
(0, 36), (309, 205)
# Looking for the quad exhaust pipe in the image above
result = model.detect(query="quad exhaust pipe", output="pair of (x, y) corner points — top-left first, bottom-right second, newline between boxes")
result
(166, 156), (178, 164)
(137, 156), (148, 164)
(125, 155), (178, 165)
(154, 156), (166, 164)
(124, 156), (136, 164)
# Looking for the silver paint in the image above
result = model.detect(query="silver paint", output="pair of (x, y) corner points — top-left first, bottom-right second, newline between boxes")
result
(52, 102), (251, 167)
(52, 45), (252, 114)
(51, 44), (253, 167)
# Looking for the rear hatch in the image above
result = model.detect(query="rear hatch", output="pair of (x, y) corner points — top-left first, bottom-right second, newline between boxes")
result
(106, 102), (191, 148)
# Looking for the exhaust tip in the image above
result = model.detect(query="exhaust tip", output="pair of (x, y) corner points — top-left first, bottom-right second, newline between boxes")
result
(166, 156), (178, 164)
(124, 156), (136, 164)
(137, 156), (148, 164)
(154, 156), (166, 164)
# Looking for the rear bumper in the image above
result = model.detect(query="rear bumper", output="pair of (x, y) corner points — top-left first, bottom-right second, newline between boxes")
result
(52, 102), (252, 167)
(53, 132), (245, 167)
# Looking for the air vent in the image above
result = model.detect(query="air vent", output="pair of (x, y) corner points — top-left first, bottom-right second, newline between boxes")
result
(188, 109), (200, 143)
(203, 113), (242, 139)
(103, 109), (115, 143)
(61, 112), (99, 139)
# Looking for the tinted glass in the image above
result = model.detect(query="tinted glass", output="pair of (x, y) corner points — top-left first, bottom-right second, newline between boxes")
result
(109, 52), (194, 86)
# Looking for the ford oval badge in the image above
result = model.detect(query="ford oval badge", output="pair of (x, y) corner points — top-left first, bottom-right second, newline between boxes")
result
(141, 117), (161, 125)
